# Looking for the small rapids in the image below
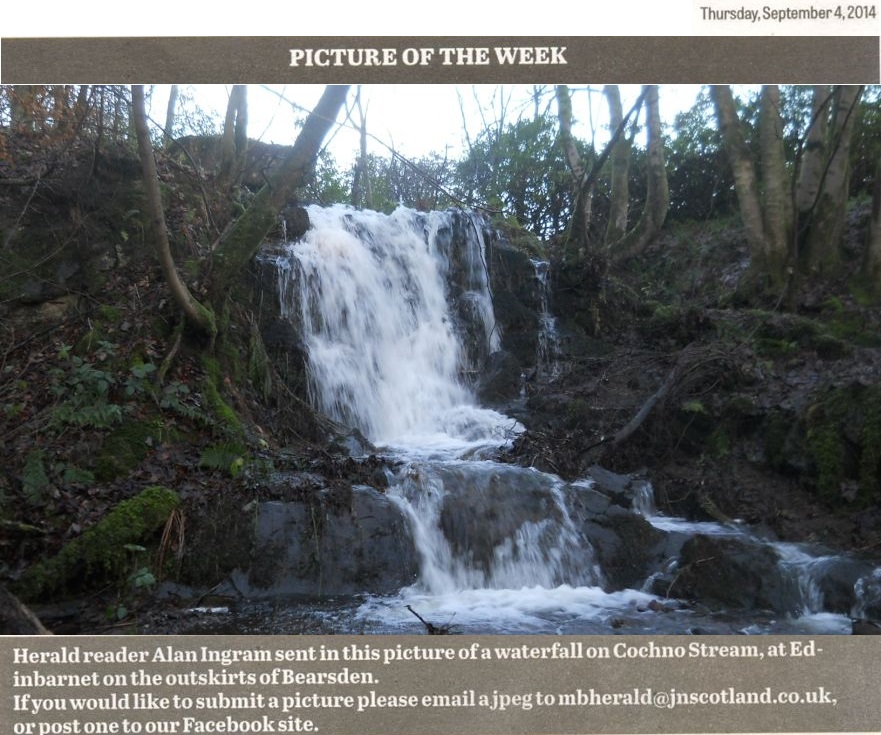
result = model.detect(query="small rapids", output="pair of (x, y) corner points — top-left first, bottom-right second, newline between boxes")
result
(244, 205), (881, 636)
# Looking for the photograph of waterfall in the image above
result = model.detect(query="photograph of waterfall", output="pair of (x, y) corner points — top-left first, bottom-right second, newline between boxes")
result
(1, 31), (880, 640)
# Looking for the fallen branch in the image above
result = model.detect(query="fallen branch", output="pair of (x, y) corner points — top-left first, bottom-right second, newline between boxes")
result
(585, 343), (731, 453)
(406, 605), (456, 635)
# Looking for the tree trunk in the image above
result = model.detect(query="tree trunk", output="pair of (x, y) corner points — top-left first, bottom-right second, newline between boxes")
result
(796, 86), (831, 214)
(163, 84), (179, 147)
(711, 85), (770, 281)
(554, 84), (592, 261)
(803, 85), (863, 274)
(209, 85), (349, 300)
(615, 85), (669, 260)
(351, 87), (373, 209)
(218, 85), (248, 190)
(131, 85), (216, 336)
(10, 86), (38, 135)
(603, 85), (631, 247)
(862, 154), (881, 295)
(758, 85), (792, 284)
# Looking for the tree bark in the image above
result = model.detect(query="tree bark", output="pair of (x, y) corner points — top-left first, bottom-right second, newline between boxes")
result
(209, 85), (349, 300)
(803, 85), (863, 273)
(163, 84), (179, 147)
(796, 85), (831, 214)
(218, 85), (248, 189)
(351, 87), (373, 209)
(758, 85), (792, 283)
(131, 85), (216, 336)
(615, 85), (669, 260)
(862, 154), (881, 294)
(712, 86), (771, 281)
(554, 84), (593, 261)
(603, 85), (631, 247)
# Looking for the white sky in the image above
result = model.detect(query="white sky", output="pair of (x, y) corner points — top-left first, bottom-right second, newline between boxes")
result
(149, 84), (705, 168)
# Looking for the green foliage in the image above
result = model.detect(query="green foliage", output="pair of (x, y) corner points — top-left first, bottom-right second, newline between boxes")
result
(805, 386), (881, 504)
(344, 151), (460, 213)
(159, 381), (211, 425)
(16, 485), (179, 601)
(457, 113), (573, 239)
(666, 88), (736, 222)
(308, 150), (351, 205)
(125, 361), (157, 397)
(21, 450), (50, 506)
(107, 545), (158, 622)
(199, 442), (247, 476)
(201, 356), (245, 437)
(48, 341), (125, 430)
(681, 400), (707, 414)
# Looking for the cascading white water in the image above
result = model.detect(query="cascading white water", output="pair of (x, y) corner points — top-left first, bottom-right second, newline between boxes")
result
(277, 205), (515, 455)
(531, 258), (562, 380)
(276, 206), (611, 629)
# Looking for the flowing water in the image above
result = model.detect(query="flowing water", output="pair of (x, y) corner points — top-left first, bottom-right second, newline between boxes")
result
(251, 205), (881, 636)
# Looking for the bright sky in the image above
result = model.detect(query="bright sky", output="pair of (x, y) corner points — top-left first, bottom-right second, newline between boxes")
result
(150, 84), (705, 168)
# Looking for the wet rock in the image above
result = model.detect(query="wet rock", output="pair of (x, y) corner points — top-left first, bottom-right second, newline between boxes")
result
(232, 485), (418, 598)
(807, 556), (876, 614)
(438, 465), (563, 574)
(477, 350), (523, 405)
(582, 511), (667, 591)
(672, 534), (794, 614)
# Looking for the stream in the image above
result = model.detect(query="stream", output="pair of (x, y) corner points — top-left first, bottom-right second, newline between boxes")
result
(186, 205), (881, 637)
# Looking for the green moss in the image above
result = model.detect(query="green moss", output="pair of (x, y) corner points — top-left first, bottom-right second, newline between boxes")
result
(804, 386), (881, 504)
(806, 422), (844, 501)
(248, 325), (273, 401)
(202, 356), (245, 438)
(707, 426), (731, 459)
(93, 419), (159, 482)
(764, 411), (791, 471)
(97, 305), (123, 322)
(754, 337), (798, 358)
(16, 485), (179, 601)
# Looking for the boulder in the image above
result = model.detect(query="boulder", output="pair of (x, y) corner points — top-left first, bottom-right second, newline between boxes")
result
(232, 485), (418, 598)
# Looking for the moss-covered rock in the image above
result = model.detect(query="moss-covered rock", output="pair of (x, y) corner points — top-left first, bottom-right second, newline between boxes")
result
(201, 356), (245, 438)
(15, 485), (179, 601)
(805, 384), (881, 504)
(93, 419), (162, 481)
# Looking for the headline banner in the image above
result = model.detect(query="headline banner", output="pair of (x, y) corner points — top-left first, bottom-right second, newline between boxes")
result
(1, 36), (878, 83)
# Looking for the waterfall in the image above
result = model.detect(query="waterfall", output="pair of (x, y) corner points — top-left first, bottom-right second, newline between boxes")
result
(268, 204), (877, 635)
(532, 259), (562, 380)
(275, 205), (605, 624)
(276, 205), (517, 454)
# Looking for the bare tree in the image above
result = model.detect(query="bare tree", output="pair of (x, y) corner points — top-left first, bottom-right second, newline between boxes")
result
(862, 154), (881, 294)
(209, 85), (350, 300)
(603, 85), (631, 247)
(614, 85), (669, 260)
(712, 84), (863, 296)
(218, 85), (248, 190)
(163, 84), (179, 147)
(131, 85), (216, 335)
(801, 85), (862, 273)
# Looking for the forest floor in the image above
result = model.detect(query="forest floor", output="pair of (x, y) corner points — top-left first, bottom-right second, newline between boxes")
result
(510, 209), (881, 556)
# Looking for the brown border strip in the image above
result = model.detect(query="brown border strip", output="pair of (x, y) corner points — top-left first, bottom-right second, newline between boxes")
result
(1, 36), (878, 83)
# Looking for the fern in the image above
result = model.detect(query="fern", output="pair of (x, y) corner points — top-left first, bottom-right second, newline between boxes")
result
(199, 442), (246, 476)
(22, 450), (50, 505)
